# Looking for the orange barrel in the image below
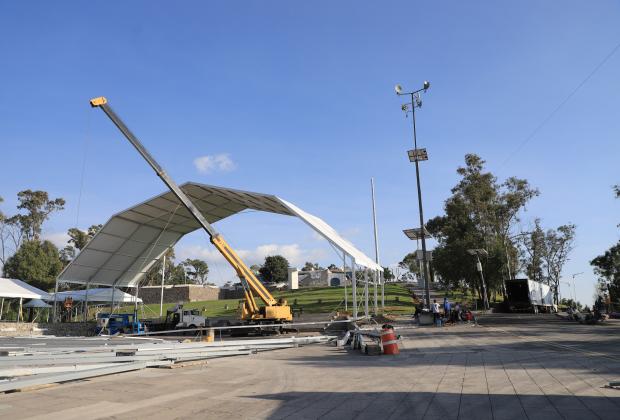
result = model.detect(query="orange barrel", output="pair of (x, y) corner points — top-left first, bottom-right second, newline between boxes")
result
(381, 324), (400, 355)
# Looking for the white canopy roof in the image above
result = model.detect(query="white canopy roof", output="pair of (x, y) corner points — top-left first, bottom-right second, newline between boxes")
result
(52, 288), (142, 303)
(23, 299), (52, 308)
(57, 182), (381, 288)
(0, 278), (52, 300)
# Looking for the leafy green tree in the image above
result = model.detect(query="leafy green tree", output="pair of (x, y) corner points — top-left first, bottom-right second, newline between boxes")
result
(302, 261), (322, 271)
(3, 240), (63, 291)
(382, 267), (395, 281)
(0, 198), (23, 267)
(427, 154), (537, 302)
(61, 224), (103, 264)
(542, 223), (576, 305)
(144, 248), (179, 286)
(8, 190), (65, 241)
(591, 241), (620, 304)
(521, 219), (545, 282)
(327, 263), (339, 271)
(259, 255), (289, 283)
(399, 253), (420, 274)
(181, 258), (209, 285)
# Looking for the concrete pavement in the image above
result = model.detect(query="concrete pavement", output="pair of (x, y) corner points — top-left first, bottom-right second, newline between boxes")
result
(1, 314), (618, 419)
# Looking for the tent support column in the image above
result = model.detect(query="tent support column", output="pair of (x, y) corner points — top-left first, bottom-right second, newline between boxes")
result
(370, 177), (381, 315)
(84, 283), (89, 321)
(160, 255), (166, 317)
(364, 269), (369, 318)
(342, 251), (347, 312)
(373, 270), (378, 314)
(381, 270), (385, 309)
(53, 278), (59, 323)
(18, 297), (23, 322)
(110, 287), (116, 314)
(352, 257), (357, 319)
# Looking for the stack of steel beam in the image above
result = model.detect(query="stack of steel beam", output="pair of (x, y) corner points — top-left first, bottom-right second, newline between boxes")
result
(0, 335), (334, 393)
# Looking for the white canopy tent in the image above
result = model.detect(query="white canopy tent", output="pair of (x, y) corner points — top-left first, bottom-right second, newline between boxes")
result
(0, 278), (52, 300)
(52, 288), (142, 304)
(56, 182), (382, 318)
(0, 278), (52, 322)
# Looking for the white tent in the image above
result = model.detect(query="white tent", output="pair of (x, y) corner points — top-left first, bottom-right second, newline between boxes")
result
(55, 182), (383, 319)
(52, 288), (142, 304)
(0, 278), (52, 300)
(57, 182), (381, 289)
(23, 299), (52, 308)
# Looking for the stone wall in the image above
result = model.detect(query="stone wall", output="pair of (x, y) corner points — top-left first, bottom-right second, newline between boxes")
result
(0, 321), (96, 337)
(139, 285), (221, 304)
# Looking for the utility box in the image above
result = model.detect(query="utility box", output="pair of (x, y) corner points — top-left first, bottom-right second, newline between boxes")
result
(288, 268), (299, 290)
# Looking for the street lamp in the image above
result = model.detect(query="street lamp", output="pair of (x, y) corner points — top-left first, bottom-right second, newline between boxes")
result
(571, 272), (583, 305)
(467, 248), (490, 310)
(396, 81), (432, 308)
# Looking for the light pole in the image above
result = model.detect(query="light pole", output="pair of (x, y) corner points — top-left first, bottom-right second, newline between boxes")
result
(571, 272), (583, 306)
(468, 248), (490, 310)
(396, 81), (431, 308)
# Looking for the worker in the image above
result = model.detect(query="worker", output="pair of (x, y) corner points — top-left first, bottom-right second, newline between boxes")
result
(431, 299), (440, 326)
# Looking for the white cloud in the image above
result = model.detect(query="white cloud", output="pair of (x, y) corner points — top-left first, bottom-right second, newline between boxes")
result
(177, 243), (328, 269)
(43, 232), (70, 248)
(193, 154), (236, 174)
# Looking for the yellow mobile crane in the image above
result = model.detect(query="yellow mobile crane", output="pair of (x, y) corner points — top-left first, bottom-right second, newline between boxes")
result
(90, 97), (292, 324)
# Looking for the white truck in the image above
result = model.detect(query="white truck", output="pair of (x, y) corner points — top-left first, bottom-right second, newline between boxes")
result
(506, 279), (555, 313)
(145, 304), (209, 332)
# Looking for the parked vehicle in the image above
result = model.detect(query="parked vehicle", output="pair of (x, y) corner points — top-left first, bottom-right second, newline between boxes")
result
(145, 304), (210, 332)
(96, 313), (145, 335)
(505, 279), (555, 313)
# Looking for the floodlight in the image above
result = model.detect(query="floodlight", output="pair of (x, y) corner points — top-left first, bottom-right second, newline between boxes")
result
(403, 227), (431, 240)
(467, 248), (488, 257)
(395, 84), (403, 95)
(407, 148), (428, 162)
(423, 80), (430, 91)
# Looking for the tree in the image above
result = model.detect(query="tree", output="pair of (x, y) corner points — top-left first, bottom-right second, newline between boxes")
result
(8, 190), (65, 242)
(302, 261), (322, 271)
(259, 255), (289, 283)
(61, 224), (103, 265)
(144, 248), (183, 286)
(541, 224), (576, 305)
(327, 263), (339, 271)
(383, 267), (395, 281)
(0, 198), (23, 268)
(426, 154), (538, 302)
(3, 240), (63, 291)
(182, 258), (209, 285)
(520, 219), (545, 283)
(67, 224), (102, 250)
(590, 241), (620, 304)
(399, 253), (420, 274)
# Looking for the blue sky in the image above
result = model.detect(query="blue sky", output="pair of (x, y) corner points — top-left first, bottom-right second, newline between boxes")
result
(1, 1), (619, 305)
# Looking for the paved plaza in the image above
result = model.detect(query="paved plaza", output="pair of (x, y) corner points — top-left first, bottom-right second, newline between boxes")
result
(1, 314), (619, 419)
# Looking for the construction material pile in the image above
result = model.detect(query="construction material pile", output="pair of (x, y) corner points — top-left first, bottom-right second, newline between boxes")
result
(0, 335), (334, 393)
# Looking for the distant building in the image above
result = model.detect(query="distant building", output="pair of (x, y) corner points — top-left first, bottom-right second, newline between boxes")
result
(296, 268), (351, 288)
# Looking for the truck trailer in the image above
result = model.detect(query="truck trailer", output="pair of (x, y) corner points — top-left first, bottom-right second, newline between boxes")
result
(505, 278), (555, 313)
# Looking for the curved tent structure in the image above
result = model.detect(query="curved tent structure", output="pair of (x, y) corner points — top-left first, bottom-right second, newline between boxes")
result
(57, 182), (381, 289)
(52, 288), (142, 304)
(0, 278), (52, 300)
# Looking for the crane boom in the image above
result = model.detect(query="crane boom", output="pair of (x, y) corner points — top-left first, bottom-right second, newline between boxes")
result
(90, 97), (291, 322)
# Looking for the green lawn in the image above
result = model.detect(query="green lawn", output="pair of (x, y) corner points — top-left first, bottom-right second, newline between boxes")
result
(118, 283), (416, 319)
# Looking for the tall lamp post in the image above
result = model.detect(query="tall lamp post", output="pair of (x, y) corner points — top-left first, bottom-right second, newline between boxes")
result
(396, 81), (431, 308)
(571, 272), (583, 306)
(468, 248), (490, 310)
